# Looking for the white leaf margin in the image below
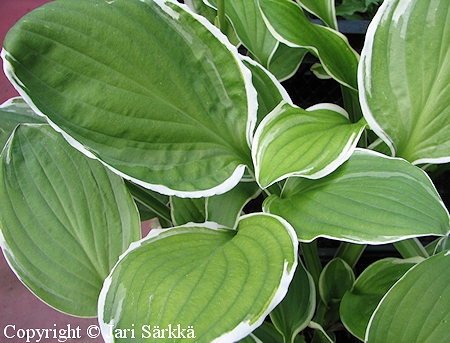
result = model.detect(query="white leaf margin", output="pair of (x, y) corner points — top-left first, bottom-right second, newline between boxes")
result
(1, 0), (258, 198)
(252, 102), (365, 189)
(98, 213), (298, 343)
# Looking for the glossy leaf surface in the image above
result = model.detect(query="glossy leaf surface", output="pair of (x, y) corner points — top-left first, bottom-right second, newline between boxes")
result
(295, 0), (337, 29)
(0, 124), (141, 316)
(2, 0), (256, 197)
(360, 0), (450, 164)
(264, 149), (450, 244)
(253, 102), (366, 188)
(99, 214), (298, 342)
(366, 251), (450, 343)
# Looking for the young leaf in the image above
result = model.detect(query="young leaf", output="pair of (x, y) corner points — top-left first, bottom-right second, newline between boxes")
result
(366, 251), (450, 343)
(0, 97), (44, 150)
(0, 124), (141, 317)
(2, 0), (256, 197)
(319, 258), (355, 306)
(264, 149), (450, 244)
(360, 0), (450, 164)
(270, 260), (316, 342)
(253, 102), (366, 188)
(259, 0), (359, 90)
(340, 257), (421, 340)
(98, 213), (298, 342)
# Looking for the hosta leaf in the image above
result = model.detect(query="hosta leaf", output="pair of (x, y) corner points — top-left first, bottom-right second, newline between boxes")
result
(340, 257), (421, 340)
(259, 0), (359, 90)
(270, 260), (316, 342)
(253, 102), (366, 188)
(294, 0), (337, 29)
(171, 180), (260, 228)
(366, 251), (450, 343)
(207, 0), (278, 67)
(319, 258), (354, 306)
(240, 322), (285, 343)
(0, 124), (141, 316)
(264, 149), (450, 244)
(360, 0), (450, 164)
(241, 56), (293, 126)
(0, 97), (44, 150)
(268, 43), (308, 82)
(2, 0), (256, 197)
(98, 213), (298, 343)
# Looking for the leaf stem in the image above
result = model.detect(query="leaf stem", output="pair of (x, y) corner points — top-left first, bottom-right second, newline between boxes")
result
(394, 238), (429, 259)
(334, 242), (366, 269)
(216, 0), (227, 33)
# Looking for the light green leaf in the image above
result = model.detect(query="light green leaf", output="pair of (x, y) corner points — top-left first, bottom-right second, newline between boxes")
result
(319, 258), (354, 306)
(0, 97), (44, 150)
(360, 0), (450, 164)
(2, 0), (256, 197)
(366, 251), (450, 343)
(0, 124), (141, 317)
(270, 260), (316, 343)
(340, 257), (420, 340)
(264, 149), (450, 244)
(253, 102), (366, 188)
(207, 0), (278, 67)
(240, 322), (284, 343)
(259, 0), (359, 90)
(295, 0), (337, 29)
(98, 213), (298, 342)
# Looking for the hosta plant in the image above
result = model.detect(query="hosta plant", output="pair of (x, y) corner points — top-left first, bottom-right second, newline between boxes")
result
(1, 0), (450, 342)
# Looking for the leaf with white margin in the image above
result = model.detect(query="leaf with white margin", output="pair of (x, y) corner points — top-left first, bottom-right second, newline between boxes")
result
(264, 149), (450, 244)
(98, 213), (298, 343)
(2, 0), (256, 197)
(0, 124), (141, 317)
(366, 251), (450, 343)
(253, 102), (366, 189)
(206, 0), (279, 67)
(340, 257), (421, 341)
(294, 0), (337, 29)
(267, 43), (308, 82)
(270, 259), (316, 342)
(241, 56), (293, 126)
(359, 0), (450, 164)
(259, 0), (359, 90)
(0, 97), (44, 150)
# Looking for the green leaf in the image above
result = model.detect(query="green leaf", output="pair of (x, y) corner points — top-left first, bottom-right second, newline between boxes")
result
(207, 0), (278, 67)
(0, 124), (141, 317)
(2, 0), (256, 197)
(253, 102), (367, 188)
(270, 260), (316, 342)
(241, 56), (293, 126)
(240, 322), (284, 343)
(319, 258), (354, 306)
(295, 0), (337, 29)
(98, 213), (298, 342)
(259, 0), (359, 90)
(0, 97), (44, 150)
(264, 149), (450, 244)
(171, 180), (261, 228)
(340, 257), (421, 340)
(268, 43), (308, 82)
(360, 0), (450, 164)
(366, 251), (450, 343)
